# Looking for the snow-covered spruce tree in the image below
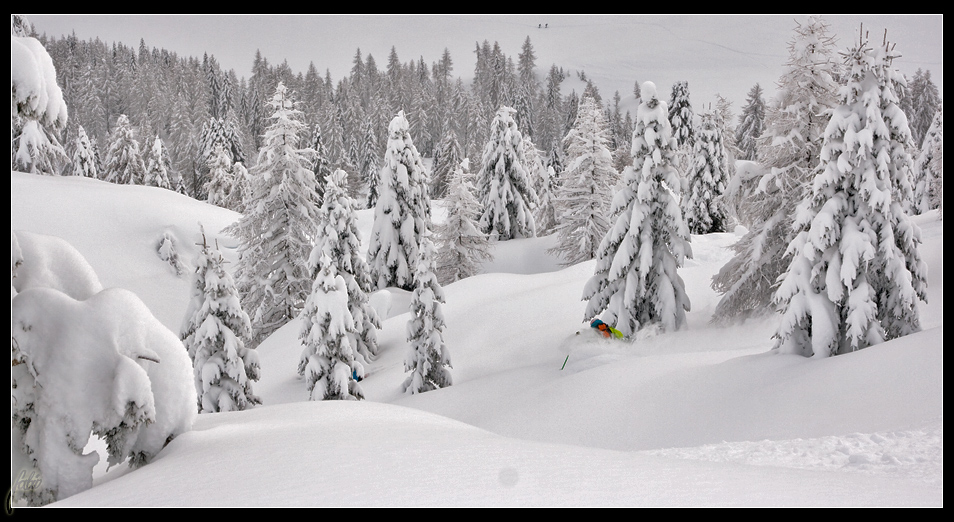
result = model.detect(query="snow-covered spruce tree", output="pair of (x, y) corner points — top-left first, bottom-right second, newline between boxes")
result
(404, 232), (453, 394)
(713, 93), (742, 172)
(13, 119), (70, 176)
(735, 83), (766, 161)
(668, 80), (694, 149)
(102, 114), (147, 185)
(711, 16), (840, 325)
(367, 110), (431, 292)
(548, 94), (618, 266)
(434, 160), (494, 285)
(533, 164), (560, 236)
(912, 109), (941, 214)
(477, 106), (539, 240)
(918, 108), (942, 215)
(876, 48), (918, 217)
(667, 80), (695, 183)
(298, 251), (364, 401)
(905, 68), (941, 147)
(522, 135), (554, 232)
(523, 135), (550, 200)
(681, 110), (730, 235)
(225, 82), (319, 347)
(772, 32), (929, 358)
(181, 232), (261, 413)
(344, 138), (364, 200)
(309, 123), (334, 205)
(204, 142), (234, 208)
(545, 139), (566, 181)
(173, 171), (189, 196)
(361, 118), (380, 210)
(430, 126), (465, 199)
(929, 132), (942, 218)
(611, 109), (636, 175)
(582, 81), (693, 337)
(710, 94), (744, 229)
(69, 126), (97, 178)
(226, 160), (251, 213)
(143, 135), (172, 189)
(314, 169), (382, 366)
(196, 117), (245, 200)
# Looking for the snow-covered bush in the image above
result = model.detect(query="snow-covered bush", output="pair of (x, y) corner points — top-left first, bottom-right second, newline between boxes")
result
(157, 231), (185, 276)
(12, 22), (69, 176)
(11, 32), (67, 129)
(11, 231), (196, 506)
(12, 288), (156, 506)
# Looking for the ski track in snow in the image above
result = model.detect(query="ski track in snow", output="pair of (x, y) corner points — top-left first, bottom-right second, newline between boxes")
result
(641, 417), (943, 487)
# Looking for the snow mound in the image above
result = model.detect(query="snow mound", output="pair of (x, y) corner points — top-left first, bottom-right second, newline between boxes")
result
(12, 230), (103, 300)
(51, 399), (942, 507)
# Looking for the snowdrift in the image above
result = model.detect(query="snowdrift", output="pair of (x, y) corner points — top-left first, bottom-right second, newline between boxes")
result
(52, 399), (940, 508)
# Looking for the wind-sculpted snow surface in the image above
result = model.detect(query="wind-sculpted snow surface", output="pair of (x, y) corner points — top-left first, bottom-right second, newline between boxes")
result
(643, 418), (943, 488)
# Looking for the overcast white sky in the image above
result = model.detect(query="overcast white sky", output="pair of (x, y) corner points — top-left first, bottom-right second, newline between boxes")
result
(24, 14), (943, 111)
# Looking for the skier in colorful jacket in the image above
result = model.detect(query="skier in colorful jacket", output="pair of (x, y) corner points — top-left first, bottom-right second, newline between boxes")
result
(591, 319), (623, 339)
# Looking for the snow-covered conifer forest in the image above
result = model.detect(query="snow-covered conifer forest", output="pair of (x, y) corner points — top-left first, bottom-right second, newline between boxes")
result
(11, 14), (943, 507)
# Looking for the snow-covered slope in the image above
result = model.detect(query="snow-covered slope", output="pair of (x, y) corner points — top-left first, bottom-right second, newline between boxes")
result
(10, 171), (943, 507)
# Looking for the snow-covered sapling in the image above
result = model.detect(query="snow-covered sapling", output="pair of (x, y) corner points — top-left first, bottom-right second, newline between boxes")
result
(404, 232), (453, 394)
(181, 229), (261, 413)
(299, 251), (364, 401)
